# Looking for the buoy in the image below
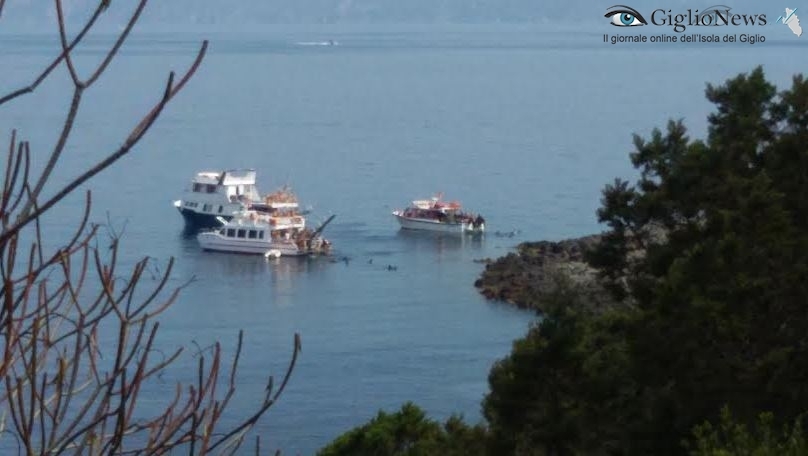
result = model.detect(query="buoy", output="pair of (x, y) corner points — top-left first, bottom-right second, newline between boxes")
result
(265, 250), (281, 259)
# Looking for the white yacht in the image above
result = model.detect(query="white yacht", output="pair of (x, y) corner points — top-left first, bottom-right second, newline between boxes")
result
(197, 211), (335, 257)
(392, 194), (485, 234)
(173, 169), (262, 229)
(174, 170), (310, 230)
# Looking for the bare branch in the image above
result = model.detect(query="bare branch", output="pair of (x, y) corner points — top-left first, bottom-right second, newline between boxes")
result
(85, 0), (150, 87)
(54, 0), (85, 88)
(0, 40), (208, 247)
(208, 333), (302, 452)
(0, 3), (105, 107)
(3, 142), (31, 218)
(18, 87), (83, 220)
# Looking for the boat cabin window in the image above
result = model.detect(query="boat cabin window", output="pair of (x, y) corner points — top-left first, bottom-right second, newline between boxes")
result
(226, 229), (235, 237)
(191, 183), (216, 193)
(237, 229), (246, 238)
(258, 231), (264, 239)
(219, 229), (225, 235)
(203, 204), (211, 212)
(248, 230), (257, 239)
(218, 205), (223, 213)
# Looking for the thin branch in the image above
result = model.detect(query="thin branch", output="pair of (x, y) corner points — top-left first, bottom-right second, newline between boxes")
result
(0, 40), (208, 247)
(54, 0), (85, 88)
(0, 3), (105, 107)
(208, 333), (302, 452)
(85, 0), (150, 87)
(5, 143), (31, 217)
(18, 87), (83, 220)
(1, 130), (17, 212)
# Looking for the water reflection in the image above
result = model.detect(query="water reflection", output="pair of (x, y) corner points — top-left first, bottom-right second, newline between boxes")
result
(394, 229), (485, 255)
(197, 250), (329, 275)
(177, 229), (332, 296)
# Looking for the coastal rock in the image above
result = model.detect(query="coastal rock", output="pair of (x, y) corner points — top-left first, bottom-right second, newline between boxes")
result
(474, 233), (619, 313)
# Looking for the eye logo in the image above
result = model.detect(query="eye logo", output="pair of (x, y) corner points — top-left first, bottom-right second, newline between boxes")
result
(604, 5), (648, 27)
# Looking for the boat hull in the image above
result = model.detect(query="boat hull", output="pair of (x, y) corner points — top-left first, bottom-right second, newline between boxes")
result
(197, 232), (307, 257)
(393, 213), (484, 234)
(177, 206), (232, 229)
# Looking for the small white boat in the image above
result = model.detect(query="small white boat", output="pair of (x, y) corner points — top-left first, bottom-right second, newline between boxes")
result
(392, 194), (485, 234)
(197, 212), (335, 257)
(296, 40), (338, 46)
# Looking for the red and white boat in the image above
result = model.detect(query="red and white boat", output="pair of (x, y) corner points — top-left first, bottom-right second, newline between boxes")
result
(392, 194), (485, 234)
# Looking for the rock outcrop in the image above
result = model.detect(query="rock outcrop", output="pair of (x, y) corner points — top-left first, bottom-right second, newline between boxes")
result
(474, 234), (619, 313)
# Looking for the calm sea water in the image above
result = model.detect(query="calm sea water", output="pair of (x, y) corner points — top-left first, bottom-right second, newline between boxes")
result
(0, 24), (804, 454)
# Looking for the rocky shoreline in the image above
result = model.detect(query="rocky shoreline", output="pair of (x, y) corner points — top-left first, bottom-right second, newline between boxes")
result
(474, 233), (618, 313)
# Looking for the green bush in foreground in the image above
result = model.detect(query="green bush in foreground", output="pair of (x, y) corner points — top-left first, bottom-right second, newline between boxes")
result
(688, 407), (808, 456)
(317, 402), (486, 456)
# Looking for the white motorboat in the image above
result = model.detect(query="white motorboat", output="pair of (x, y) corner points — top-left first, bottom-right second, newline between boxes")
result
(392, 194), (485, 234)
(197, 211), (335, 257)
